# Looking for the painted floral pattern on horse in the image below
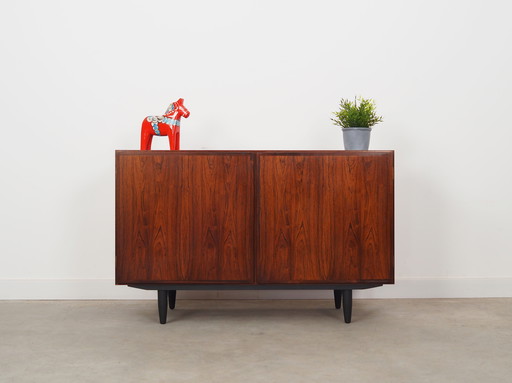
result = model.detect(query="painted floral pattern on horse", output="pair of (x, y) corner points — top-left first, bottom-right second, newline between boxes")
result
(140, 99), (190, 150)
(146, 115), (181, 136)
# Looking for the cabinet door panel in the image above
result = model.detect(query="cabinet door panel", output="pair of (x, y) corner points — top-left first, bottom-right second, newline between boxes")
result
(116, 153), (254, 284)
(257, 153), (393, 283)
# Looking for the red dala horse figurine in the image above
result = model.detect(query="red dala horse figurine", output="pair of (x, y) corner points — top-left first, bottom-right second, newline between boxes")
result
(140, 98), (190, 150)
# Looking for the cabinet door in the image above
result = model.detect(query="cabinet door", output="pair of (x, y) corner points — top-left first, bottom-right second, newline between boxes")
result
(257, 153), (393, 283)
(116, 153), (254, 284)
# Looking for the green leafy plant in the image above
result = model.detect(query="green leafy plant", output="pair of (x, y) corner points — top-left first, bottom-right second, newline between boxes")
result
(332, 97), (383, 128)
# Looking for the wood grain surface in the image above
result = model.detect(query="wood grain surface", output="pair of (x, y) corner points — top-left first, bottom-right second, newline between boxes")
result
(116, 153), (254, 284)
(116, 151), (394, 285)
(257, 153), (393, 283)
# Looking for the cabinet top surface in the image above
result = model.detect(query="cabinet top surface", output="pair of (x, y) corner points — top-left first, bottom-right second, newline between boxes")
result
(116, 150), (394, 156)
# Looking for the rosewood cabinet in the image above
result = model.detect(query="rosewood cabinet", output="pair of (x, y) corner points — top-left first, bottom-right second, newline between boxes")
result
(116, 151), (394, 323)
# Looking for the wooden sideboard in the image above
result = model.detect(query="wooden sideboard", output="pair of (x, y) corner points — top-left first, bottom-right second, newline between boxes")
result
(116, 150), (394, 323)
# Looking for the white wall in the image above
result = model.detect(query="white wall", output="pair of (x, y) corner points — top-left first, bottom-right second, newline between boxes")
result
(1, 0), (511, 299)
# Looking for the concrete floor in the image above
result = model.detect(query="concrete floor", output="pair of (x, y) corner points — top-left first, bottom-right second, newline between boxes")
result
(0, 299), (511, 383)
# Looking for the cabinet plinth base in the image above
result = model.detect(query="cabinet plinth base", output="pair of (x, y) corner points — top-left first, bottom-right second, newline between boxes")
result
(130, 283), (383, 324)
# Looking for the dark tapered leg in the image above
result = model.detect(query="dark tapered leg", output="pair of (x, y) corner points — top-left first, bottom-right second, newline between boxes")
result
(342, 289), (353, 323)
(168, 290), (176, 309)
(158, 290), (168, 324)
(334, 290), (342, 309)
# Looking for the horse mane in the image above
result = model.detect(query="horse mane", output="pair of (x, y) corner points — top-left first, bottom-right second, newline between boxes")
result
(166, 103), (176, 114)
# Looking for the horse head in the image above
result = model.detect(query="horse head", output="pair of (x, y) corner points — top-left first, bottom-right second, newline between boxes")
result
(166, 98), (190, 118)
(176, 98), (190, 118)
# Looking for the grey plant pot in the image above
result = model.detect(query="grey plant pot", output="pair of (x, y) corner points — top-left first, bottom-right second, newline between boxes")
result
(342, 127), (372, 150)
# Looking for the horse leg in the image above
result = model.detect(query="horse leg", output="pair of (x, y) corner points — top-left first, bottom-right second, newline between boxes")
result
(141, 122), (153, 150)
(170, 127), (180, 150)
(167, 130), (174, 150)
(143, 135), (153, 150)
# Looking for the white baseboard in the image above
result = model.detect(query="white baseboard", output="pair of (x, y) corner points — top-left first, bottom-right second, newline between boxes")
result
(1, 278), (511, 300)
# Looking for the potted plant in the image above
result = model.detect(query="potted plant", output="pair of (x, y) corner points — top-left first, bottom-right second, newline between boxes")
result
(332, 97), (383, 150)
